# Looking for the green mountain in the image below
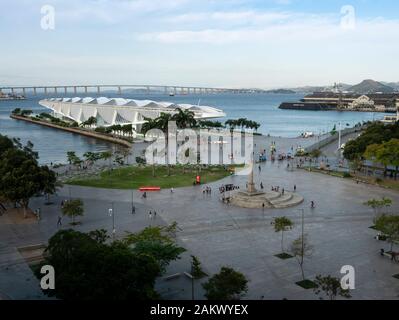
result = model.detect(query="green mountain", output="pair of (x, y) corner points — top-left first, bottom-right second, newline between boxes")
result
(348, 79), (395, 94)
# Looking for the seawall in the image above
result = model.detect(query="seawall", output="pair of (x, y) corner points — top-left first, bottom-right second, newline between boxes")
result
(9, 114), (132, 148)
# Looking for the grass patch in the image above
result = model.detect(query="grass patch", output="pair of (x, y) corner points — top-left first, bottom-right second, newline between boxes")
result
(296, 279), (317, 289)
(66, 165), (238, 189)
(274, 253), (294, 260)
(303, 167), (399, 192)
(393, 274), (399, 280)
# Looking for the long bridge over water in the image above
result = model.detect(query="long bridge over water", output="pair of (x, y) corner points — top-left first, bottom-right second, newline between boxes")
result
(0, 84), (267, 96)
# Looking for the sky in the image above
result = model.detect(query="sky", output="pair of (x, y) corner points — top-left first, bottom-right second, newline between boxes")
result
(1, 0), (399, 88)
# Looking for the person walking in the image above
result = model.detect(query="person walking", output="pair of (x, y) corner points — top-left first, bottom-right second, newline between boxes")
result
(153, 211), (157, 219)
(149, 211), (152, 220)
(57, 216), (62, 228)
(294, 185), (296, 192)
(131, 205), (136, 214)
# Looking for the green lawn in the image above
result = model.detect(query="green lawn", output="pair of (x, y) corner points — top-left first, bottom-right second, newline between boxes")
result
(66, 165), (237, 189)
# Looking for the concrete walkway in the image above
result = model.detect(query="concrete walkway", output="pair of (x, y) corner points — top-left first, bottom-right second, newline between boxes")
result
(1, 133), (399, 299)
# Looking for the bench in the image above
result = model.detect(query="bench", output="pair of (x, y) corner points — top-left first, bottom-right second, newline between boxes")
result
(139, 187), (161, 192)
(380, 250), (399, 262)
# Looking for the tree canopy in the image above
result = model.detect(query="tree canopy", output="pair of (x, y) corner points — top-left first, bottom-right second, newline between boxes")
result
(343, 122), (399, 160)
(0, 135), (57, 217)
(202, 266), (248, 300)
(313, 275), (351, 300)
(375, 214), (399, 251)
(39, 229), (161, 300)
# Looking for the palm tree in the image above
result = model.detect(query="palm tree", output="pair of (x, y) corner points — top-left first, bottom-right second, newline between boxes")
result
(225, 119), (237, 131)
(156, 113), (174, 176)
(173, 108), (196, 128)
(141, 117), (158, 134)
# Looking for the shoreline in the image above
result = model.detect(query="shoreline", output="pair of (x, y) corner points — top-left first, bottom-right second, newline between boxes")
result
(9, 114), (132, 148)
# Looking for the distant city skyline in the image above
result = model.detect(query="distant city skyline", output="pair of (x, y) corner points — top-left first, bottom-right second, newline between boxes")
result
(2, 0), (399, 88)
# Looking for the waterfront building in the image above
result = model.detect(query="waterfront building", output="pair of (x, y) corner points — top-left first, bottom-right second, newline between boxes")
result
(280, 92), (399, 112)
(347, 95), (375, 110)
(39, 97), (225, 133)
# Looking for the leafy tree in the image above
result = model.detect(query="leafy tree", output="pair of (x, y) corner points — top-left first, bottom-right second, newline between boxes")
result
(313, 275), (351, 300)
(349, 156), (363, 178)
(191, 255), (206, 279)
(0, 144), (57, 218)
(365, 139), (399, 179)
(62, 199), (84, 225)
(101, 151), (113, 170)
(375, 214), (399, 252)
(330, 124), (337, 135)
(344, 122), (399, 160)
(310, 149), (322, 164)
(113, 154), (125, 166)
(81, 116), (97, 127)
(273, 216), (293, 253)
(291, 234), (313, 281)
(39, 229), (160, 300)
(20, 109), (33, 117)
(383, 139), (399, 179)
(12, 108), (21, 115)
(123, 224), (185, 274)
(67, 151), (77, 165)
(0, 135), (15, 156)
(363, 197), (392, 217)
(202, 267), (248, 300)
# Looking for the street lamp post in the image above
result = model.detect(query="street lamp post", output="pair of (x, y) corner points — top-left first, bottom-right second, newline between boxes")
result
(297, 208), (305, 255)
(131, 189), (135, 214)
(191, 261), (195, 300)
(109, 202), (115, 239)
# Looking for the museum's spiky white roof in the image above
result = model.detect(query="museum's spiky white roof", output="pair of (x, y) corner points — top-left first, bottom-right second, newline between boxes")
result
(39, 97), (225, 127)
(45, 97), (224, 115)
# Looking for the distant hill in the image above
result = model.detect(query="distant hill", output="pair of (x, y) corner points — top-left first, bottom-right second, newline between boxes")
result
(264, 89), (296, 94)
(347, 79), (395, 94)
(382, 82), (399, 91)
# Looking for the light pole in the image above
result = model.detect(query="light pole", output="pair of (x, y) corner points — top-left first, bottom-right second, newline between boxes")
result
(109, 202), (115, 240)
(191, 260), (195, 300)
(131, 189), (135, 214)
(297, 208), (305, 254)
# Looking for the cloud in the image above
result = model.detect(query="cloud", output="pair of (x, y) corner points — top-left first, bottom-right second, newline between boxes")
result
(138, 12), (399, 45)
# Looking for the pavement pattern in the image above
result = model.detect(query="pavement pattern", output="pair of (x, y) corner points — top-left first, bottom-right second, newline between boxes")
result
(1, 134), (399, 300)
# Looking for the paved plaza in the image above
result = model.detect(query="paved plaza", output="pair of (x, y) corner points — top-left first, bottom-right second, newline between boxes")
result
(1, 135), (399, 300)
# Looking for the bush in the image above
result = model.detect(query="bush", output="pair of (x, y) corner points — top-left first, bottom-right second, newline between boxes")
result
(202, 267), (248, 300)
(343, 172), (352, 178)
(12, 108), (21, 115)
